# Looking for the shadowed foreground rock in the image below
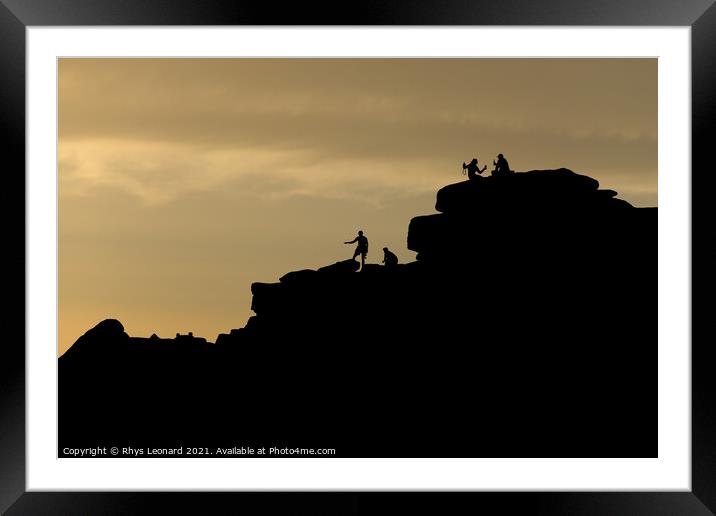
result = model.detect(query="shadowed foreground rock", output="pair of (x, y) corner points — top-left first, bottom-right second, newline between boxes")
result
(59, 169), (656, 458)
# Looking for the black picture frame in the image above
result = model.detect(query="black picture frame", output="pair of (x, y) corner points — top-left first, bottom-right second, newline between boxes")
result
(2, 1), (712, 514)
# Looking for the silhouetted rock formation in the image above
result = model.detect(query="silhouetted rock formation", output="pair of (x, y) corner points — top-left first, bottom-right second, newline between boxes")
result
(59, 169), (656, 458)
(61, 319), (129, 360)
(409, 169), (644, 263)
(435, 168), (611, 213)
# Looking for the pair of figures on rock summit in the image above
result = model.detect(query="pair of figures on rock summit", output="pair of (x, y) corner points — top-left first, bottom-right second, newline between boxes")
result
(463, 153), (512, 180)
(344, 230), (398, 270)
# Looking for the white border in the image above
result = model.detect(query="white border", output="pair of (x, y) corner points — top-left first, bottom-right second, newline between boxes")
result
(27, 27), (690, 490)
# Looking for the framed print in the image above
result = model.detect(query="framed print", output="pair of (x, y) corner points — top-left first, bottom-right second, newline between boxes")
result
(2, 0), (713, 514)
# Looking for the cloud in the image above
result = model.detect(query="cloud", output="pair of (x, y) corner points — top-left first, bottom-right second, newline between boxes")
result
(60, 126), (657, 208)
(59, 138), (449, 207)
(59, 58), (657, 148)
(58, 58), (657, 207)
(59, 59), (656, 208)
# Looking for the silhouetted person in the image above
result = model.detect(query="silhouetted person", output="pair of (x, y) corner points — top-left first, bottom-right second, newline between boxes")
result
(382, 247), (398, 268)
(345, 230), (369, 269)
(492, 153), (512, 176)
(462, 158), (487, 180)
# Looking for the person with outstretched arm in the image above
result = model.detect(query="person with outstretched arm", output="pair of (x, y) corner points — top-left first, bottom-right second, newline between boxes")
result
(345, 230), (369, 270)
(462, 158), (487, 180)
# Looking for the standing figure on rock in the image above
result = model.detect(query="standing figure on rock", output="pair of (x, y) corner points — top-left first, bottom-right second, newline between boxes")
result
(491, 153), (513, 176)
(345, 230), (369, 270)
(382, 247), (399, 268)
(462, 158), (487, 180)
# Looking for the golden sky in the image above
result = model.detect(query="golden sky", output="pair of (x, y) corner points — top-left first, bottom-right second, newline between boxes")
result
(58, 58), (657, 356)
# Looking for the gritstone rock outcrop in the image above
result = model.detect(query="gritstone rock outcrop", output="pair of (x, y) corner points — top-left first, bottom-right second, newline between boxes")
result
(59, 169), (656, 457)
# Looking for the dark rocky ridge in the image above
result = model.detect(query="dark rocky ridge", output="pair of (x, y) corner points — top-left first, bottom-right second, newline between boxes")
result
(59, 169), (656, 458)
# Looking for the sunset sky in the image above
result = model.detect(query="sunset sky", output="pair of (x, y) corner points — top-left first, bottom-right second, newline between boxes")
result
(58, 58), (657, 356)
